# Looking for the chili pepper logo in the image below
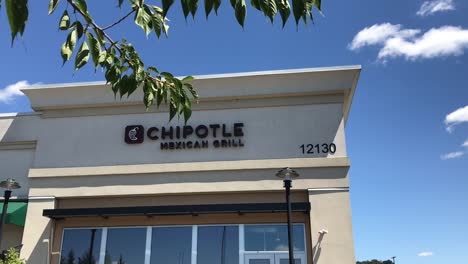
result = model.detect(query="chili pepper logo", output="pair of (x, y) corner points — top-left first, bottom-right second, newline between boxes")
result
(125, 125), (144, 144)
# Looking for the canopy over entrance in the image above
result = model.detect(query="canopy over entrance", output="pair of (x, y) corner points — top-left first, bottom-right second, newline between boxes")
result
(0, 202), (28, 227)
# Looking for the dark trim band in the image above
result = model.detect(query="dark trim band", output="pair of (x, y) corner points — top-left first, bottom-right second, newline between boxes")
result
(43, 202), (310, 219)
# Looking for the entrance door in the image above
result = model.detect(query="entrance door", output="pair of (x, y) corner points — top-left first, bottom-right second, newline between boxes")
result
(245, 254), (275, 264)
(245, 253), (305, 264)
(274, 253), (305, 264)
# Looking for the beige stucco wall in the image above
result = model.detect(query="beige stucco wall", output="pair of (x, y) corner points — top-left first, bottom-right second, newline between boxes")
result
(0, 148), (35, 197)
(309, 189), (355, 264)
(20, 199), (55, 264)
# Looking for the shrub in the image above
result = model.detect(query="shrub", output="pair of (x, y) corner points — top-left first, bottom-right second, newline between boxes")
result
(0, 248), (26, 264)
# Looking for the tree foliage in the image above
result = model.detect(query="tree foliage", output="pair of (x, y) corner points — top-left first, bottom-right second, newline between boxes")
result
(0, 0), (322, 122)
(0, 248), (26, 264)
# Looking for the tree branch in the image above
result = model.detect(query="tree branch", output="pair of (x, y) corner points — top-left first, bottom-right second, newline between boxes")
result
(65, 0), (170, 87)
(102, 9), (136, 31)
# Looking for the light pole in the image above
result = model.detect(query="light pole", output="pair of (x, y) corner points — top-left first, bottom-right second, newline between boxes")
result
(276, 167), (299, 264)
(0, 178), (21, 250)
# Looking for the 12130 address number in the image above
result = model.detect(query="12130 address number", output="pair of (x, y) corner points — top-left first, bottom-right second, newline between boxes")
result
(300, 143), (336, 154)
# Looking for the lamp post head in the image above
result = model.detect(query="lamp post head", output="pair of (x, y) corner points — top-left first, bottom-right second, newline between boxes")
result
(0, 178), (21, 191)
(276, 167), (299, 181)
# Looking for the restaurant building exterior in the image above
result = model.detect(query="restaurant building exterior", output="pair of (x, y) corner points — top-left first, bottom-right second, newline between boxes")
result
(0, 66), (361, 264)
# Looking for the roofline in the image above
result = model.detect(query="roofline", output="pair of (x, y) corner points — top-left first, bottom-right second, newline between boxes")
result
(23, 65), (362, 91)
(0, 112), (41, 119)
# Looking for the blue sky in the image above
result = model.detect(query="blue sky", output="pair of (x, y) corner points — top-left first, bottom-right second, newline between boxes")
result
(1, 0), (467, 263)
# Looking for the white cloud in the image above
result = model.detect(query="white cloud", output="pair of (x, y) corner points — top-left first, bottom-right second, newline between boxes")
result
(349, 24), (468, 61)
(445, 105), (468, 132)
(349, 23), (420, 50)
(462, 140), (468, 147)
(0, 81), (31, 104)
(417, 0), (455, 16)
(440, 151), (464, 160)
(418, 251), (434, 257)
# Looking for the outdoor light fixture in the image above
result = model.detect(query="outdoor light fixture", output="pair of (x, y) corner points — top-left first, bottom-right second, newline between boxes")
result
(318, 229), (329, 235)
(276, 167), (299, 264)
(0, 178), (21, 250)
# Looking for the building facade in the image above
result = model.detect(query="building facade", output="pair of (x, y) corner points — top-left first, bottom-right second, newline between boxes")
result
(0, 66), (361, 264)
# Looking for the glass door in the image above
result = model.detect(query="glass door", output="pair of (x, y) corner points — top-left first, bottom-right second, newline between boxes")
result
(274, 253), (305, 264)
(245, 253), (275, 264)
(245, 253), (305, 264)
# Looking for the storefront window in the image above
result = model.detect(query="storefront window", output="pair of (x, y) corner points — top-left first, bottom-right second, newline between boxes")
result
(105, 228), (146, 264)
(60, 229), (102, 264)
(245, 224), (305, 251)
(197, 226), (239, 264)
(150, 227), (192, 264)
(60, 224), (306, 264)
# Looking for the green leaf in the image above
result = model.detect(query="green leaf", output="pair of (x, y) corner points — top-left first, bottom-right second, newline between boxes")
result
(126, 74), (138, 96)
(87, 32), (100, 69)
(314, 0), (320, 10)
(234, 0), (246, 28)
(61, 29), (77, 64)
(105, 65), (121, 88)
(152, 17), (162, 38)
(162, 0), (174, 17)
(93, 28), (105, 45)
(276, 0), (290, 28)
(292, 0), (305, 26)
(189, 0), (199, 18)
(61, 41), (72, 65)
(184, 82), (198, 99)
(230, 0), (236, 8)
(74, 0), (87, 14)
(181, 0), (190, 19)
(183, 97), (192, 123)
(74, 41), (89, 70)
(149, 7), (166, 38)
(73, 21), (84, 39)
(205, 0), (214, 18)
(6, 0), (28, 46)
(148, 66), (159, 74)
(250, 0), (261, 11)
(48, 0), (60, 15)
(169, 102), (177, 121)
(59, 10), (70, 30)
(213, 0), (221, 14)
(182, 76), (194, 82)
(160, 72), (174, 79)
(304, 0), (314, 23)
(261, 0), (277, 23)
(74, 0), (92, 22)
(134, 7), (152, 36)
(98, 51), (107, 65)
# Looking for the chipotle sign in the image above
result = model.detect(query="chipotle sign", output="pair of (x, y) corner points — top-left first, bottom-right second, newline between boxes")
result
(125, 123), (245, 150)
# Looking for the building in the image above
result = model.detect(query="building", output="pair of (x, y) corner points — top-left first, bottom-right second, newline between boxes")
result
(0, 65), (361, 264)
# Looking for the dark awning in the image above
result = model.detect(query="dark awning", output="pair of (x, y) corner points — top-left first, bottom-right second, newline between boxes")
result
(43, 202), (310, 219)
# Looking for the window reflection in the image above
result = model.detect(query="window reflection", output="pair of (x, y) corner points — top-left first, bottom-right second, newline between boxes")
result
(150, 227), (192, 264)
(60, 229), (102, 264)
(245, 225), (305, 251)
(105, 228), (146, 264)
(197, 226), (239, 264)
